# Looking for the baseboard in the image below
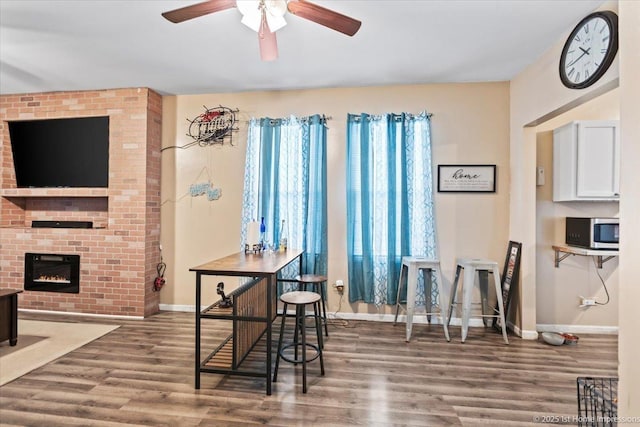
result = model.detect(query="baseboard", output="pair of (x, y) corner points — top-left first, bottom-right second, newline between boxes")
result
(537, 323), (618, 334)
(160, 304), (616, 336)
(159, 304), (195, 312)
(160, 303), (491, 326)
(509, 322), (538, 340)
(330, 311), (492, 327)
(19, 308), (144, 320)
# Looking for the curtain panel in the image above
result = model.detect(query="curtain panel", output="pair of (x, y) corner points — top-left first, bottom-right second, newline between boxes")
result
(241, 115), (328, 281)
(346, 112), (438, 306)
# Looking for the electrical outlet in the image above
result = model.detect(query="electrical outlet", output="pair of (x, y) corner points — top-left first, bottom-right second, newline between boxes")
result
(580, 296), (596, 307)
(334, 279), (344, 294)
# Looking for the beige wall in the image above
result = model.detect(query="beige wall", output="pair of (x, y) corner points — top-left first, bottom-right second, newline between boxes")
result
(160, 82), (511, 315)
(511, 0), (638, 417)
(535, 89), (619, 329)
(509, 1), (620, 337)
(617, 0), (640, 419)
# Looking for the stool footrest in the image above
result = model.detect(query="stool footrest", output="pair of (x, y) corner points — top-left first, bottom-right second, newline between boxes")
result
(279, 342), (321, 364)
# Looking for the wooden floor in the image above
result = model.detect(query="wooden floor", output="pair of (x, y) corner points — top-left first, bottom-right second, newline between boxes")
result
(0, 311), (617, 426)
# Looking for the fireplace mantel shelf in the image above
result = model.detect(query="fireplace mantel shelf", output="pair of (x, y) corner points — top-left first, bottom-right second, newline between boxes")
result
(0, 188), (108, 198)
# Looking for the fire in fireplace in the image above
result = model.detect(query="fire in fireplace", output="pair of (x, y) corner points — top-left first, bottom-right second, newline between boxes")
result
(24, 253), (80, 293)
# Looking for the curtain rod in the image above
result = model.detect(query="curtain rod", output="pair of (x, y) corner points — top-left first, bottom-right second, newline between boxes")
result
(346, 112), (433, 123)
(245, 115), (332, 124)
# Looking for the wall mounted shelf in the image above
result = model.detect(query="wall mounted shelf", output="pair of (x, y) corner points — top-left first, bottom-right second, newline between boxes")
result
(552, 245), (618, 269)
(0, 188), (108, 198)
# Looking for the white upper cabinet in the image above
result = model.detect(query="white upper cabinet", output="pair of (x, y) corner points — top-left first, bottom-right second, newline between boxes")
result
(553, 120), (620, 201)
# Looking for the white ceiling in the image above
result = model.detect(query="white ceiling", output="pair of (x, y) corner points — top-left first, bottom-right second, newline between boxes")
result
(0, 0), (605, 96)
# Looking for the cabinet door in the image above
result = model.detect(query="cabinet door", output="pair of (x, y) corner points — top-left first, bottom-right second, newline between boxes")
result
(552, 122), (578, 202)
(576, 122), (620, 198)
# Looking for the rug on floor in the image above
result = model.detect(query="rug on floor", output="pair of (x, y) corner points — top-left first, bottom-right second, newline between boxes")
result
(0, 319), (119, 386)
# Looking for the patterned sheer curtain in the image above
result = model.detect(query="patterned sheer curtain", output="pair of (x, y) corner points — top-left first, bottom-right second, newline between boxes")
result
(346, 112), (437, 306)
(241, 114), (328, 282)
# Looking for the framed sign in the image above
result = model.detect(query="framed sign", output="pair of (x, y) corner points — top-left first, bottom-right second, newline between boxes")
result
(493, 240), (522, 332)
(437, 164), (496, 193)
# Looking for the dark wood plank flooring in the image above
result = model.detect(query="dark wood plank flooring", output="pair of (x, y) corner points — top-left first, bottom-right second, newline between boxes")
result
(0, 311), (617, 426)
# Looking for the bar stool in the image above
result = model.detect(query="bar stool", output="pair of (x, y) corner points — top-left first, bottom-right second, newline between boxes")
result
(295, 274), (329, 337)
(394, 257), (450, 342)
(273, 291), (325, 393)
(447, 258), (509, 344)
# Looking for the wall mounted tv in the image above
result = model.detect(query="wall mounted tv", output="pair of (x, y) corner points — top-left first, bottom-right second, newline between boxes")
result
(9, 116), (109, 188)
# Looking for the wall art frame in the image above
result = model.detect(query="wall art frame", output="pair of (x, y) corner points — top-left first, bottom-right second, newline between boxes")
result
(437, 164), (496, 193)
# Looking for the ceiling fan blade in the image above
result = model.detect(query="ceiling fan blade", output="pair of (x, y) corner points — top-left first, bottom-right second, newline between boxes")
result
(287, 0), (361, 36)
(162, 0), (236, 24)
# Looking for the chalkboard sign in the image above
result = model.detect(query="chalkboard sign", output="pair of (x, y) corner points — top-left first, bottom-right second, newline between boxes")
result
(494, 241), (522, 332)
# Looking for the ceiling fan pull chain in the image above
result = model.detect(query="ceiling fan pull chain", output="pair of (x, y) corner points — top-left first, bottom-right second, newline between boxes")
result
(259, 5), (268, 38)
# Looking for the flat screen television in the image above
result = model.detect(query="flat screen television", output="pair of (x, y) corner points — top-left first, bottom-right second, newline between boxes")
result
(9, 116), (109, 188)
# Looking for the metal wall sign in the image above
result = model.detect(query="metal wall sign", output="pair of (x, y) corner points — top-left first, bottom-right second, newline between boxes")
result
(187, 105), (239, 146)
(190, 181), (222, 201)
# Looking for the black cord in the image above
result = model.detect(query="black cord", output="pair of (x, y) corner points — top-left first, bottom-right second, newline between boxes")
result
(160, 140), (200, 152)
(327, 291), (357, 328)
(592, 256), (611, 306)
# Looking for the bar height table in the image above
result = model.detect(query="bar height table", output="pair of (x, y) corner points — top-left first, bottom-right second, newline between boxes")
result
(190, 249), (302, 395)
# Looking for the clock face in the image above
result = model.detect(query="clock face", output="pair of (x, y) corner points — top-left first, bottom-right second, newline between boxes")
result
(559, 11), (618, 89)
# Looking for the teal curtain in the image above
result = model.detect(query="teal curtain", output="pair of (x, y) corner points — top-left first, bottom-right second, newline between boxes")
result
(346, 112), (437, 306)
(241, 114), (328, 280)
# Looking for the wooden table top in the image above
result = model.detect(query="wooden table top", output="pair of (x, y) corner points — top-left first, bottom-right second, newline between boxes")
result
(190, 249), (303, 275)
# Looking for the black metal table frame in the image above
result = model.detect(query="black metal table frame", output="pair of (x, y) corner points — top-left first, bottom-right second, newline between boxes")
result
(192, 251), (303, 395)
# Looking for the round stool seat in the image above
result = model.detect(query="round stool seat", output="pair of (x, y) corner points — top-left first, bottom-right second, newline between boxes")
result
(280, 290), (321, 305)
(295, 274), (327, 283)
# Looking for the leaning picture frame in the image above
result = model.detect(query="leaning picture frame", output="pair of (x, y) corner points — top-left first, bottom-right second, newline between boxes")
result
(493, 240), (522, 333)
(437, 164), (496, 193)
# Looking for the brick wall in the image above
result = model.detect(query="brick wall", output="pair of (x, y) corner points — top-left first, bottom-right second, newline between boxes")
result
(0, 88), (161, 317)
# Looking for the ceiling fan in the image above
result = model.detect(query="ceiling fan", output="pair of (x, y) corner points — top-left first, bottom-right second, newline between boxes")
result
(162, 0), (361, 61)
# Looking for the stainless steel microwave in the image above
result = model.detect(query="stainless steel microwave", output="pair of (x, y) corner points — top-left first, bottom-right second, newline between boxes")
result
(565, 217), (619, 250)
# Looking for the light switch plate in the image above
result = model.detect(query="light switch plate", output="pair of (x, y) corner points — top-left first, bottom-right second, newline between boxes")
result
(537, 166), (545, 186)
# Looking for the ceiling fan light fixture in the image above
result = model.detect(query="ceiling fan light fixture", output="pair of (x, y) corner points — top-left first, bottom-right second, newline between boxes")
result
(240, 13), (261, 32)
(236, 0), (259, 16)
(237, 0), (287, 33)
(266, 12), (287, 32)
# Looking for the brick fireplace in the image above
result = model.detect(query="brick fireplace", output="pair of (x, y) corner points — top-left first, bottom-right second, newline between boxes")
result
(0, 88), (162, 317)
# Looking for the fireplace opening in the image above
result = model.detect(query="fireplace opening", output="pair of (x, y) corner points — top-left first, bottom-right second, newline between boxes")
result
(25, 253), (80, 293)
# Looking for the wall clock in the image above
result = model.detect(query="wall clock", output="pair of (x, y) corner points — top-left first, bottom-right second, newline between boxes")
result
(559, 10), (618, 89)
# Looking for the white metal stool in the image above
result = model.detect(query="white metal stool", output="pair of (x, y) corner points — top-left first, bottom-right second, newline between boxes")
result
(394, 257), (450, 342)
(447, 258), (509, 344)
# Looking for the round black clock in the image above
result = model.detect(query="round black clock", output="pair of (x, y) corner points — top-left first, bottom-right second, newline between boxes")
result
(559, 10), (618, 89)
